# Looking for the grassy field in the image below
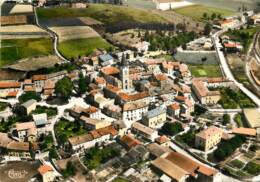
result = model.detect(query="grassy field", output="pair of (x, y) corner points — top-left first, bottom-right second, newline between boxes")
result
(188, 64), (222, 77)
(174, 5), (235, 21)
(58, 37), (113, 59)
(37, 4), (168, 24)
(0, 38), (53, 67)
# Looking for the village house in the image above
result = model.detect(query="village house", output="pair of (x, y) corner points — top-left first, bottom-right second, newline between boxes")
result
(21, 99), (37, 115)
(23, 79), (35, 92)
(153, 0), (193, 11)
(80, 116), (112, 130)
(38, 164), (56, 182)
(68, 126), (118, 153)
(0, 132), (34, 159)
(120, 134), (142, 150)
(143, 107), (167, 129)
(192, 79), (221, 105)
(0, 81), (21, 98)
(132, 41), (150, 52)
(70, 105), (101, 120)
(11, 122), (37, 142)
(32, 75), (47, 92)
(99, 54), (114, 66)
(151, 151), (217, 181)
(131, 122), (158, 142)
(155, 135), (171, 147)
(195, 126), (222, 151)
(167, 103), (181, 117)
(32, 113), (49, 134)
(122, 101), (149, 127)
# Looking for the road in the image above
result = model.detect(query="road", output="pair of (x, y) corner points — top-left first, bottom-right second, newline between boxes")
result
(212, 29), (260, 108)
(33, 6), (68, 63)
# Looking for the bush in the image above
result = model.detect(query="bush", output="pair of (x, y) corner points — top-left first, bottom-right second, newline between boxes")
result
(230, 159), (244, 169)
(222, 114), (230, 125)
(62, 161), (76, 178)
(19, 91), (41, 103)
(160, 122), (184, 136)
(55, 77), (73, 100)
(244, 162), (260, 175)
(214, 135), (246, 161)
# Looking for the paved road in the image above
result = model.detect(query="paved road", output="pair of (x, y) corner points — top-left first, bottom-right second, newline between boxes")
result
(212, 29), (260, 108)
(34, 7), (69, 63)
(208, 108), (242, 113)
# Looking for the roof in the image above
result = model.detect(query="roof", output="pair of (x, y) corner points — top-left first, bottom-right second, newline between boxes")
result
(99, 54), (113, 62)
(7, 141), (30, 151)
(32, 75), (46, 81)
(123, 101), (148, 111)
(196, 126), (222, 140)
(38, 165), (53, 175)
(105, 84), (121, 93)
(165, 152), (199, 176)
(169, 103), (180, 110)
(7, 91), (19, 97)
(0, 132), (13, 148)
(146, 107), (166, 119)
(22, 99), (37, 108)
(118, 91), (149, 102)
(120, 134), (142, 149)
(243, 109), (260, 128)
(33, 113), (48, 126)
(14, 121), (37, 137)
(232, 127), (256, 136)
(151, 157), (188, 181)
(155, 74), (167, 81)
(95, 77), (106, 85)
(147, 143), (171, 157)
(44, 80), (55, 90)
(132, 122), (156, 136)
(155, 135), (170, 144)
(192, 80), (208, 97)
(101, 66), (119, 75)
(0, 82), (21, 89)
(24, 85), (35, 92)
(68, 133), (93, 146)
(80, 116), (111, 126)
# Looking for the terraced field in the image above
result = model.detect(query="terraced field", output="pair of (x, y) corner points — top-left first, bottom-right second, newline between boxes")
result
(37, 4), (169, 24)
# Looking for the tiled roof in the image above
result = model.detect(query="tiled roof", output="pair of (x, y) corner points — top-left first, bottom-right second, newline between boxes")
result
(0, 82), (21, 89)
(196, 126), (222, 140)
(38, 165), (53, 175)
(101, 66), (120, 75)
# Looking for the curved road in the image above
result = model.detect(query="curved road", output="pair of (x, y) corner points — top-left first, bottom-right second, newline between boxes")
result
(212, 29), (260, 108)
(34, 7), (69, 63)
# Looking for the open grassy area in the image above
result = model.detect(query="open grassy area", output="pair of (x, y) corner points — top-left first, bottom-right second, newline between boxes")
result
(188, 64), (222, 77)
(0, 38), (53, 67)
(58, 37), (113, 59)
(174, 5), (235, 21)
(37, 4), (168, 24)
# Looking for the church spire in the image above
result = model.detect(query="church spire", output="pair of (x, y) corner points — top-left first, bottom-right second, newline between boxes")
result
(121, 53), (128, 67)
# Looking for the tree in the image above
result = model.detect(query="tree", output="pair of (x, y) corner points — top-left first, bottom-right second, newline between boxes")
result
(203, 12), (208, 19)
(204, 23), (212, 36)
(211, 12), (217, 20)
(222, 114), (230, 125)
(78, 72), (87, 94)
(19, 91), (41, 103)
(161, 122), (184, 136)
(55, 77), (73, 100)
(62, 161), (76, 178)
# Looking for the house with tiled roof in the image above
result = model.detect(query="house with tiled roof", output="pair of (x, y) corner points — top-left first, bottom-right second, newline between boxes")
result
(167, 103), (180, 117)
(68, 125), (118, 153)
(0, 81), (21, 98)
(192, 79), (221, 105)
(38, 164), (55, 182)
(132, 122), (158, 141)
(143, 107), (167, 129)
(195, 126), (222, 151)
(120, 134), (142, 150)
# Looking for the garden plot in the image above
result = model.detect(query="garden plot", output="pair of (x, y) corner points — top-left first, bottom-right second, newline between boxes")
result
(9, 4), (33, 14)
(50, 26), (100, 42)
(1, 25), (49, 39)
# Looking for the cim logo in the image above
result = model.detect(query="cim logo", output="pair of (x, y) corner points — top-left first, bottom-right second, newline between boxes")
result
(7, 169), (28, 179)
